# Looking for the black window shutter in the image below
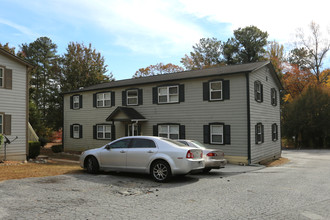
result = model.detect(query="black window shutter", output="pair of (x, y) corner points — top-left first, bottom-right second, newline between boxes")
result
(179, 84), (185, 102)
(79, 95), (83, 109)
(224, 125), (231, 145)
(138, 124), (142, 135)
(4, 114), (11, 135)
(179, 125), (185, 139)
(275, 89), (277, 106)
(260, 84), (264, 102)
(93, 94), (97, 107)
(255, 124), (258, 144)
(4, 68), (12, 89)
(122, 91), (127, 106)
(70, 125), (73, 138)
(203, 125), (210, 144)
(261, 124), (264, 143)
(152, 87), (158, 104)
(203, 82), (209, 101)
(70, 96), (73, 109)
(254, 81), (258, 101)
(223, 80), (230, 100)
(138, 89), (143, 105)
(79, 125), (83, 138)
(276, 124), (278, 140)
(153, 125), (158, 136)
(93, 125), (97, 139)
(111, 92), (115, 106)
(111, 124), (116, 140)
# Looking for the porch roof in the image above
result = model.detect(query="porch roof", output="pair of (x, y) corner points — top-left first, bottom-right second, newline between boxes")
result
(106, 107), (146, 122)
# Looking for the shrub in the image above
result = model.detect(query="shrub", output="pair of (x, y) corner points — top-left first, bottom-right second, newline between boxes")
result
(51, 144), (64, 153)
(29, 141), (41, 159)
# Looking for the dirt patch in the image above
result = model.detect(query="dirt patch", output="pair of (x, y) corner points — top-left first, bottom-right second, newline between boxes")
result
(260, 157), (290, 167)
(40, 147), (80, 161)
(0, 160), (83, 182)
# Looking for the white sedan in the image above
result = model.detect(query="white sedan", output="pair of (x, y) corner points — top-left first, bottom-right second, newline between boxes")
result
(80, 136), (204, 182)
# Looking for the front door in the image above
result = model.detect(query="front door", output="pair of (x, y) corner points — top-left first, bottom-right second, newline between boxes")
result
(127, 123), (141, 136)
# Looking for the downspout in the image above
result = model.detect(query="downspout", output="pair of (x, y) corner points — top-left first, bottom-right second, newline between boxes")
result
(245, 73), (251, 164)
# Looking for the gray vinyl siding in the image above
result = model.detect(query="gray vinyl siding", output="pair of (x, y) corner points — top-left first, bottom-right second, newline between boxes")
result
(0, 54), (27, 160)
(64, 73), (249, 159)
(249, 67), (281, 164)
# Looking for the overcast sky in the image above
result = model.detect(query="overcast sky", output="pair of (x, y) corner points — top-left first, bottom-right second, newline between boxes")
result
(1, 0), (329, 80)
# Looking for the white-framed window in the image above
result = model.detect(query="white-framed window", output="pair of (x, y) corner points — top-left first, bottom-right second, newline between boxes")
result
(97, 125), (111, 139)
(255, 81), (262, 102)
(158, 124), (179, 139)
(0, 67), (4, 88)
(73, 124), (80, 139)
(272, 123), (278, 141)
(158, 86), (178, 103)
(209, 81), (222, 100)
(271, 88), (277, 106)
(0, 114), (3, 134)
(210, 124), (223, 144)
(127, 89), (138, 105)
(72, 95), (80, 109)
(97, 92), (111, 107)
(256, 123), (263, 144)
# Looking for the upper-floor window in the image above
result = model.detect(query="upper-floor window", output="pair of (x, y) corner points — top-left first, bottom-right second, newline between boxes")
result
(272, 123), (278, 141)
(0, 67), (3, 88)
(254, 81), (263, 102)
(97, 92), (111, 107)
(122, 89), (143, 106)
(73, 95), (80, 109)
(153, 85), (184, 104)
(127, 89), (138, 105)
(255, 123), (264, 144)
(158, 85), (178, 103)
(271, 88), (277, 106)
(0, 114), (3, 134)
(209, 81), (223, 101)
(158, 124), (179, 139)
(203, 80), (230, 101)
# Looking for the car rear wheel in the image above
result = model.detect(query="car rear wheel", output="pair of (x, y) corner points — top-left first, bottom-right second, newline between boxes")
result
(86, 156), (99, 174)
(151, 160), (172, 182)
(203, 168), (212, 173)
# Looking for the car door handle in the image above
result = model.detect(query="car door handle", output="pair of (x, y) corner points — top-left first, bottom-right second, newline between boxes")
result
(120, 150), (126, 153)
(147, 150), (154, 153)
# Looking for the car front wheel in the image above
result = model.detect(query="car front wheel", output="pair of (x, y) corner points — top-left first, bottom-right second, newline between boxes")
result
(151, 160), (172, 182)
(85, 156), (99, 174)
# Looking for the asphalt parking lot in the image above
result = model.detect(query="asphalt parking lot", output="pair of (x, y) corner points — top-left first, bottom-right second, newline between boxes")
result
(1, 150), (330, 219)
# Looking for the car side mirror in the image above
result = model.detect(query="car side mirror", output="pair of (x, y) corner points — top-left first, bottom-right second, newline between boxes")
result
(105, 144), (111, 150)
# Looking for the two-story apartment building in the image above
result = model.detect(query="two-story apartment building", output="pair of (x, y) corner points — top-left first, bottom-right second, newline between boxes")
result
(63, 61), (283, 164)
(0, 48), (32, 161)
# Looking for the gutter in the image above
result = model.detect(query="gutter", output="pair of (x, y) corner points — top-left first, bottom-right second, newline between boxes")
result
(245, 72), (251, 164)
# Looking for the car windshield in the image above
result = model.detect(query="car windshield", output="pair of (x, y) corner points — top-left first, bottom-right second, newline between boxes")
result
(161, 138), (187, 147)
(189, 140), (206, 149)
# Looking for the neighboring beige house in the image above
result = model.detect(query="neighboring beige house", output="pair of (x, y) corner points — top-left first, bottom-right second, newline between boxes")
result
(0, 48), (32, 161)
(63, 61), (283, 164)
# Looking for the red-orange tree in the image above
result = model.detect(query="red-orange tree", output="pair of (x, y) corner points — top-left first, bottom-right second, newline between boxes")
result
(133, 63), (184, 78)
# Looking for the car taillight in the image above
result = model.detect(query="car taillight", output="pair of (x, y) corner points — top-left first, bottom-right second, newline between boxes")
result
(207, 152), (217, 157)
(186, 150), (194, 158)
